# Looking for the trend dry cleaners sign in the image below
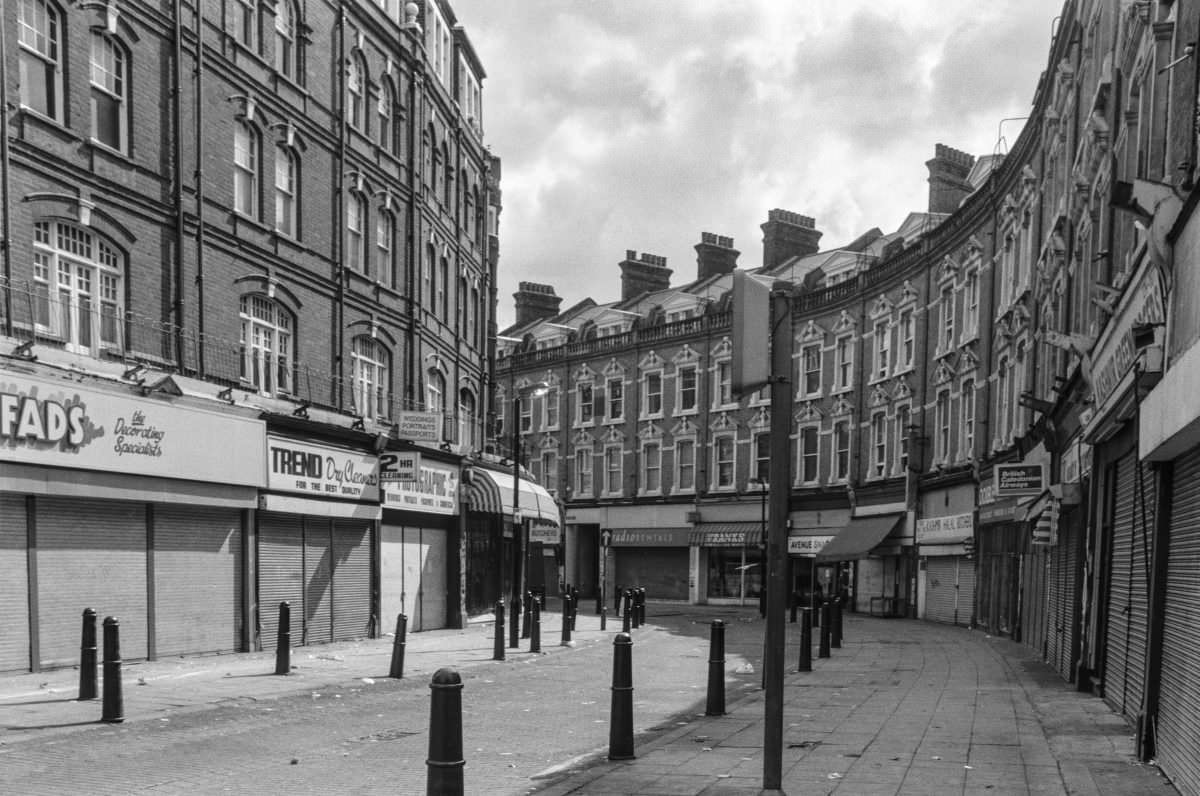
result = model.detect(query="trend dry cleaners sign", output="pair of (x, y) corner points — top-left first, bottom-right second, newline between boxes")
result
(0, 372), (264, 486)
(267, 435), (379, 502)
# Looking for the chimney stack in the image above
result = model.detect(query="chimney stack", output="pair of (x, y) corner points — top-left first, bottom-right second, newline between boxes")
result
(619, 250), (671, 302)
(760, 209), (822, 271)
(513, 281), (562, 326)
(926, 144), (975, 214)
(694, 232), (740, 281)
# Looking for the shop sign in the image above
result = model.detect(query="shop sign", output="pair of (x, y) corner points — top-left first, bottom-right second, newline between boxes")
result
(394, 411), (442, 444)
(788, 535), (834, 556)
(379, 451), (420, 481)
(267, 434), (379, 502)
(1089, 264), (1165, 411)
(0, 372), (264, 486)
(529, 526), (560, 545)
(609, 527), (691, 547)
(380, 458), (458, 515)
(979, 477), (996, 505)
(978, 497), (1019, 524)
(996, 463), (1044, 496)
(916, 512), (975, 544)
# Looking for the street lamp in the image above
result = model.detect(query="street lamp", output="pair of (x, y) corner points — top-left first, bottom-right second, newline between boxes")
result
(512, 381), (550, 639)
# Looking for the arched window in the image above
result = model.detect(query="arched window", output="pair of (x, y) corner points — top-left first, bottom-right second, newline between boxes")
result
(351, 336), (390, 420)
(463, 179), (475, 240)
(240, 295), (293, 395)
(274, 144), (298, 236)
(347, 54), (366, 130)
(234, 120), (260, 218)
(376, 209), (395, 287)
(347, 191), (366, 273)
(442, 142), (453, 207)
(424, 243), (435, 304)
(19, 0), (64, 120)
(32, 220), (125, 354)
(90, 33), (128, 152)
(458, 388), (477, 449)
(274, 0), (297, 79)
(377, 78), (395, 154)
(427, 369), (446, 416)
(422, 126), (434, 189)
(432, 140), (443, 199)
(438, 257), (449, 320)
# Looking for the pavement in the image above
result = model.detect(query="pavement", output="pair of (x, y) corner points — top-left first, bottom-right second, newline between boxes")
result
(0, 604), (1178, 796)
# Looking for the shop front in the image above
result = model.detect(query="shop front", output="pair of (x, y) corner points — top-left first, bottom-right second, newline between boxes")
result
(787, 508), (848, 611)
(916, 508), (975, 627)
(258, 432), (380, 651)
(814, 511), (906, 614)
(567, 504), (691, 606)
(976, 473), (1023, 638)
(692, 523), (765, 605)
(0, 366), (263, 672)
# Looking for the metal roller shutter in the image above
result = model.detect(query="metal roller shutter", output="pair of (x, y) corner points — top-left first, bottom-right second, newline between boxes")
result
(1156, 447), (1200, 795)
(1046, 537), (1064, 675)
(37, 497), (147, 668)
(1059, 514), (1080, 682)
(614, 548), (688, 600)
(304, 517), (333, 645)
(332, 519), (373, 641)
(0, 495), (30, 672)
(154, 506), (242, 657)
(258, 513), (303, 652)
(1021, 549), (1048, 655)
(924, 557), (957, 624)
(957, 558), (976, 627)
(1103, 452), (1152, 722)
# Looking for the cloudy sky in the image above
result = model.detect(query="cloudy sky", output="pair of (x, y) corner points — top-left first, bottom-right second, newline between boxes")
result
(450, 1), (1060, 329)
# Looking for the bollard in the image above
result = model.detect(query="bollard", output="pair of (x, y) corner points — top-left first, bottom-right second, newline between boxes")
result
(621, 598), (631, 633)
(600, 603), (607, 631)
(561, 595), (573, 646)
(705, 620), (726, 716)
(101, 616), (123, 723)
(530, 598), (541, 653)
(509, 596), (520, 649)
(798, 607), (813, 672)
(636, 587), (646, 625)
(818, 602), (831, 659)
(493, 601), (506, 661)
(629, 590), (640, 630)
(831, 598), (843, 649)
(522, 591), (533, 640)
(615, 584), (623, 616)
(426, 668), (464, 796)
(608, 632), (635, 760)
(570, 585), (580, 631)
(79, 608), (98, 701)
(274, 601), (292, 675)
(389, 613), (408, 679)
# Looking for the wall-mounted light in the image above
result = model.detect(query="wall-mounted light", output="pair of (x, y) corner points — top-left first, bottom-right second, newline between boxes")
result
(216, 386), (235, 403)
(10, 339), (36, 360)
(123, 363), (148, 383)
(1132, 322), (1164, 352)
(350, 417), (366, 431)
(292, 401), (311, 419)
(139, 375), (182, 398)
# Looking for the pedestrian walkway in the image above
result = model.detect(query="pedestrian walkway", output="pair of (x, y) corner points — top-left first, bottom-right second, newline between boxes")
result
(535, 613), (1174, 796)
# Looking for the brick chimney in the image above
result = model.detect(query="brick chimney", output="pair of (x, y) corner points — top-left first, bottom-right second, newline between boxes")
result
(760, 209), (822, 270)
(513, 281), (562, 326)
(619, 250), (671, 301)
(694, 232), (740, 281)
(926, 144), (976, 214)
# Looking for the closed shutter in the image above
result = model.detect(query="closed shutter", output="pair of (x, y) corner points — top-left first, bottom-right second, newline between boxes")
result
(924, 557), (957, 624)
(332, 518), (373, 641)
(1021, 548), (1048, 658)
(1103, 452), (1152, 722)
(1046, 537), (1064, 675)
(304, 517), (333, 645)
(613, 547), (688, 600)
(0, 495), (30, 672)
(1156, 447), (1200, 795)
(957, 558), (976, 627)
(257, 513), (303, 652)
(37, 497), (147, 668)
(154, 506), (242, 657)
(1058, 513), (1080, 681)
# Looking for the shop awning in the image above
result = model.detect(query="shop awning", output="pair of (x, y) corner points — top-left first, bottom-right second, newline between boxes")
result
(815, 514), (903, 561)
(689, 522), (764, 547)
(464, 468), (560, 526)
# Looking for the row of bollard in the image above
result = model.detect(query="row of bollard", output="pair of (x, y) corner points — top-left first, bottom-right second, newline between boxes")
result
(76, 609), (123, 723)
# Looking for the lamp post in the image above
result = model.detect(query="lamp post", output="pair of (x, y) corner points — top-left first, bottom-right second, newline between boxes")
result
(755, 476), (768, 618)
(512, 382), (550, 628)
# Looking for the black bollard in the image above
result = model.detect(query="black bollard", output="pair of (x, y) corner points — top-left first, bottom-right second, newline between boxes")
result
(561, 595), (573, 646)
(831, 598), (843, 649)
(608, 632), (635, 760)
(389, 613), (408, 678)
(570, 585), (580, 631)
(509, 596), (520, 649)
(530, 598), (541, 653)
(426, 668), (464, 796)
(629, 590), (640, 630)
(798, 607), (813, 672)
(614, 584), (622, 616)
(274, 601), (291, 675)
(600, 603), (607, 631)
(819, 602), (831, 659)
(637, 587), (646, 625)
(493, 601), (506, 661)
(621, 597), (631, 633)
(79, 608), (98, 701)
(522, 591), (533, 640)
(705, 620), (726, 716)
(101, 616), (123, 723)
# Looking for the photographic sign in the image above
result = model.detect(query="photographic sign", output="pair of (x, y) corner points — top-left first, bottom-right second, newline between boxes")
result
(380, 458), (459, 515)
(996, 463), (1044, 496)
(395, 411), (442, 444)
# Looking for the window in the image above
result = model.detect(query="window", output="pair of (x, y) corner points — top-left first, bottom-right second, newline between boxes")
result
(90, 34), (127, 151)
(543, 387), (559, 429)
(427, 370), (448, 440)
(240, 295), (293, 395)
(678, 365), (697, 411)
(575, 448), (593, 495)
(347, 54), (365, 130)
(644, 372), (662, 416)
(676, 439), (696, 491)
(606, 377), (624, 420)
(714, 435), (735, 489)
(274, 145), (298, 236)
(439, 257), (449, 320)
(347, 192), (366, 273)
(442, 142), (453, 207)
(642, 443), (661, 493)
(32, 221), (124, 354)
(274, 0), (297, 78)
(964, 271), (979, 338)
(376, 210), (394, 286)
(541, 451), (558, 492)
(754, 433), (770, 484)
(377, 79), (395, 153)
(835, 336), (853, 389)
(519, 395), (532, 433)
(714, 360), (732, 406)
(800, 426), (819, 483)
(962, 379), (975, 458)
(351, 336), (389, 420)
(604, 446), (623, 494)
(578, 382), (594, 424)
(802, 344), (821, 395)
(940, 286), (955, 350)
(832, 421), (850, 481)
(423, 244), (433, 304)
(234, 0), (258, 50)
(896, 405), (910, 473)
(936, 390), (951, 462)
(18, 0), (63, 120)
(234, 121), (260, 218)
(874, 320), (890, 379)
(872, 412), (887, 477)
(458, 389), (476, 450)
(899, 310), (914, 369)
(997, 356), (1010, 443)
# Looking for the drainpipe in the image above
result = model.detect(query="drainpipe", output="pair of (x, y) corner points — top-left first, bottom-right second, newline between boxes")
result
(192, 0), (206, 376)
(334, 2), (347, 409)
(172, 0), (186, 367)
(0, 8), (13, 335)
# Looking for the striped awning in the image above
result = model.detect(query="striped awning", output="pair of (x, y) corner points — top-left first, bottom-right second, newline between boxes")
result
(464, 468), (561, 526)
(689, 522), (765, 547)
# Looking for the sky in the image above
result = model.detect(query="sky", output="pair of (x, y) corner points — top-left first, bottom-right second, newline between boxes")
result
(449, 1), (1061, 330)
